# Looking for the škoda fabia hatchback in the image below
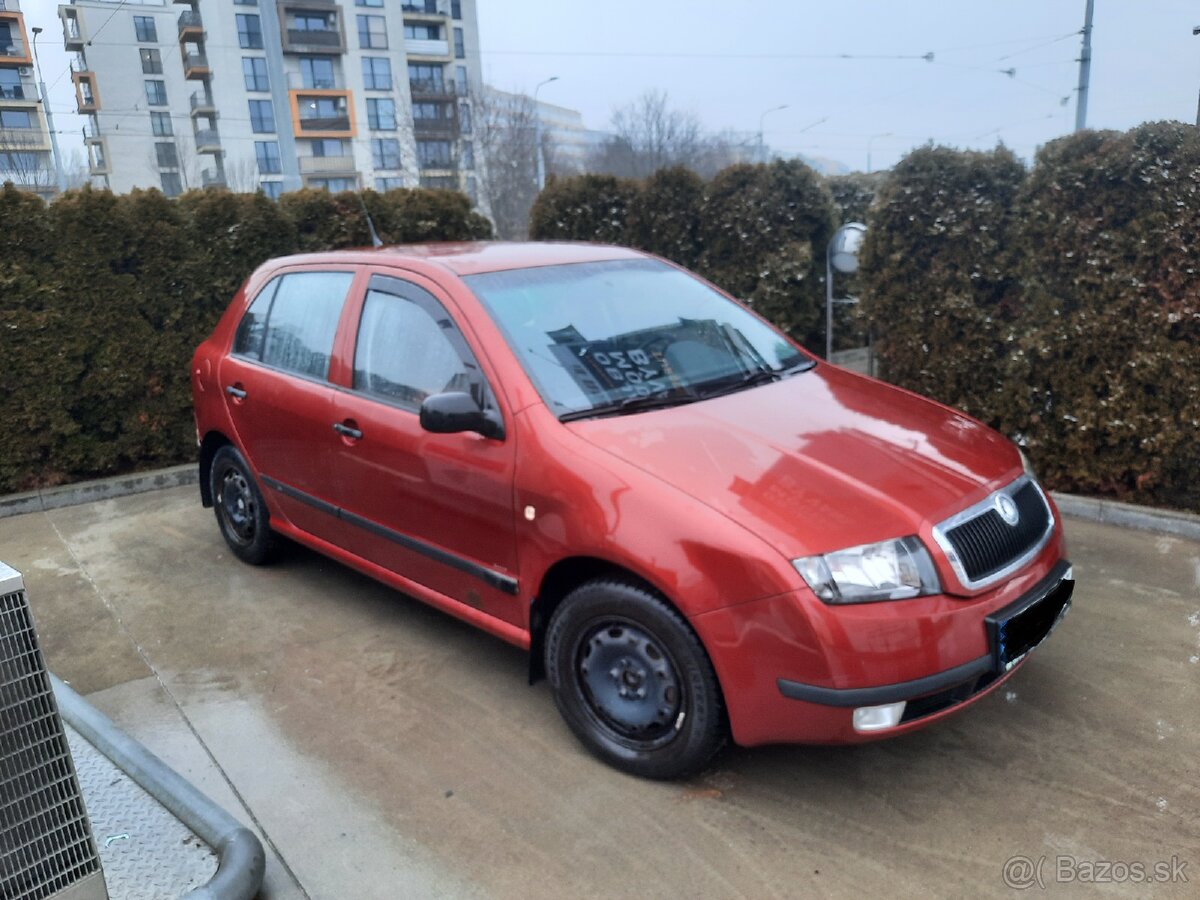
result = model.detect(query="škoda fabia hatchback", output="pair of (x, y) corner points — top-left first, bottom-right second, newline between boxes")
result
(192, 243), (1073, 779)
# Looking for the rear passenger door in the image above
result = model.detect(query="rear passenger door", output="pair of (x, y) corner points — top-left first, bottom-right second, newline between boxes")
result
(327, 272), (522, 625)
(219, 268), (357, 539)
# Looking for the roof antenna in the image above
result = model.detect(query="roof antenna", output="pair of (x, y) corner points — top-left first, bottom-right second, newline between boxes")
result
(358, 193), (384, 248)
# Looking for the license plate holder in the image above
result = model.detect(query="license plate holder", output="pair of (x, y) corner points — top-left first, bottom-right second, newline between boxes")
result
(986, 566), (1074, 672)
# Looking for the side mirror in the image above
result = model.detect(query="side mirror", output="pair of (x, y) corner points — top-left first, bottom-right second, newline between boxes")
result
(419, 392), (505, 440)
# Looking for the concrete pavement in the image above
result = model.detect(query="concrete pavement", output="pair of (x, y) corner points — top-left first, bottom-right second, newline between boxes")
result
(0, 486), (1196, 898)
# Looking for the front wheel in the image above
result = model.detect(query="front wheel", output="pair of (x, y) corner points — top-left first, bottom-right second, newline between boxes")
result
(545, 579), (726, 779)
(210, 445), (274, 565)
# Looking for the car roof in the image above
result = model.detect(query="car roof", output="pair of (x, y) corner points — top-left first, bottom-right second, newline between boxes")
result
(262, 241), (648, 277)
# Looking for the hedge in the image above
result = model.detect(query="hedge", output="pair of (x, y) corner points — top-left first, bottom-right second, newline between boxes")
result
(860, 124), (1200, 513)
(0, 183), (490, 494)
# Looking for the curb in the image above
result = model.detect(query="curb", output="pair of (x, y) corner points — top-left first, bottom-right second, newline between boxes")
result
(2, 463), (1198, 543)
(0, 464), (197, 519)
(1050, 492), (1200, 542)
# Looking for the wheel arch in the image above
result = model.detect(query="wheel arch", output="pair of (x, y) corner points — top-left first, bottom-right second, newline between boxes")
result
(528, 555), (692, 685)
(198, 431), (233, 507)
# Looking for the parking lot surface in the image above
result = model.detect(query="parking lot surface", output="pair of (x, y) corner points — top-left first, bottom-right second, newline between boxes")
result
(1, 486), (1196, 898)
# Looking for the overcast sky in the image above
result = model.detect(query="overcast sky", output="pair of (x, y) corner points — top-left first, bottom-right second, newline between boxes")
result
(25, 0), (1200, 173)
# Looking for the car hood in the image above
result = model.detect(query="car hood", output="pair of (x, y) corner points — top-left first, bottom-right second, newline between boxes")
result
(566, 365), (1019, 560)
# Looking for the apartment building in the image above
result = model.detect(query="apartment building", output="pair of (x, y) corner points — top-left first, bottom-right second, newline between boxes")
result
(58, 0), (485, 201)
(1, 0), (57, 197)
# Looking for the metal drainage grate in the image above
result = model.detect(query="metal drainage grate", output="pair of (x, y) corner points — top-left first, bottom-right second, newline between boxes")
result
(1, 574), (105, 900)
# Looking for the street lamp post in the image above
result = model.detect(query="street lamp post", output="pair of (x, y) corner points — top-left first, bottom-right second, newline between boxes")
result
(757, 104), (788, 163)
(826, 222), (867, 361)
(1193, 26), (1200, 127)
(533, 76), (559, 191)
(30, 27), (67, 193)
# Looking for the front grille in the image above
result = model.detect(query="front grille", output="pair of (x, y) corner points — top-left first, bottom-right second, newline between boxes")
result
(0, 585), (103, 900)
(938, 479), (1052, 586)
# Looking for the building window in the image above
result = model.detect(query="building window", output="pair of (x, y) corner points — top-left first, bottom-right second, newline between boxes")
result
(362, 57), (391, 91)
(452, 1), (462, 20)
(140, 49), (162, 74)
(416, 140), (452, 168)
(371, 137), (401, 169)
(455, 65), (468, 95)
(255, 141), (282, 174)
(237, 14), (264, 49)
(145, 80), (168, 106)
(404, 24), (440, 41)
(453, 27), (465, 58)
(357, 15), (387, 49)
(366, 98), (396, 130)
(160, 172), (183, 198)
(311, 177), (356, 193)
(150, 111), (173, 136)
(375, 176), (404, 191)
(260, 181), (282, 199)
(310, 139), (346, 157)
(155, 142), (178, 168)
(133, 16), (157, 43)
(242, 57), (270, 91)
(300, 57), (336, 89)
(0, 109), (33, 128)
(249, 99), (275, 133)
(0, 68), (24, 101)
(292, 14), (334, 33)
(461, 140), (474, 169)
(458, 101), (471, 135)
(355, 0), (384, 6)
(235, 0), (258, 5)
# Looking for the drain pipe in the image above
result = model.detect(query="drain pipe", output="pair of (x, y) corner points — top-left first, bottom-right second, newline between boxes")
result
(51, 674), (266, 900)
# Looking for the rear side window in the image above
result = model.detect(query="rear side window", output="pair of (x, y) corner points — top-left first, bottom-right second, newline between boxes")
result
(353, 287), (471, 407)
(233, 271), (353, 380)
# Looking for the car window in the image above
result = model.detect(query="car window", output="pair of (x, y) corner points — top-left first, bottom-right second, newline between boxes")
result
(352, 286), (473, 408)
(234, 271), (353, 380)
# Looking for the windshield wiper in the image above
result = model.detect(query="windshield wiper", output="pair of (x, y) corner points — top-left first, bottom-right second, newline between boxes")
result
(559, 388), (696, 422)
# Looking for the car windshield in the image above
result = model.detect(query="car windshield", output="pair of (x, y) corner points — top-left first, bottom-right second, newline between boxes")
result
(465, 258), (813, 419)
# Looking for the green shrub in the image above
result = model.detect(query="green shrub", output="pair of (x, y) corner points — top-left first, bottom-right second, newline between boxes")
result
(528, 174), (639, 243)
(0, 184), (492, 494)
(858, 145), (1026, 419)
(1005, 124), (1200, 508)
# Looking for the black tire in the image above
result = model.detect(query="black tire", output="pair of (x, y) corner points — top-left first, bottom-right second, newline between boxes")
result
(545, 579), (727, 780)
(210, 445), (274, 565)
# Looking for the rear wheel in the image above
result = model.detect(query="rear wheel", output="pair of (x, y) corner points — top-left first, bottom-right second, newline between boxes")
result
(210, 445), (274, 565)
(545, 579), (726, 779)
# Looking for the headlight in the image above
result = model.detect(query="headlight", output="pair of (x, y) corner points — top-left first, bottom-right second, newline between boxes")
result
(793, 536), (940, 604)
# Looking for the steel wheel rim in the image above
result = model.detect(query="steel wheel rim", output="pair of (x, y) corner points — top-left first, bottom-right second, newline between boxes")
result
(575, 617), (684, 750)
(217, 467), (256, 545)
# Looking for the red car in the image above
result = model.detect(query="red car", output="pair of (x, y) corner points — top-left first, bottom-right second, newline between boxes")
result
(191, 243), (1073, 779)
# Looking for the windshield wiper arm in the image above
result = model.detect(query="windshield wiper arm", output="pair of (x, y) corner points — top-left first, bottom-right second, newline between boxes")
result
(559, 388), (695, 422)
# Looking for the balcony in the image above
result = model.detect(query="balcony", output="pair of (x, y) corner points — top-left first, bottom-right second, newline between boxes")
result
(178, 10), (203, 40)
(189, 91), (216, 117)
(0, 81), (26, 100)
(298, 155), (356, 175)
(201, 168), (225, 187)
(72, 71), (99, 113)
(0, 10), (32, 65)
(405, 38), (449, 57)
(62, 21), (84, 51)
(182, 51), (210, 79)
(401, 2), (449, 22)
(409, 79), (461, 101)
(194, 128), (222, 153)
(286, 71), (338, 90)
(284, 28), (344, 53)
(413, 115), (459, 138)
(0, 126), (50, 152)
(289, 88), (354, 138)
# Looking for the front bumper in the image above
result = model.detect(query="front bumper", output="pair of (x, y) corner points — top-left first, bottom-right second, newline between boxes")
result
(692, 535), (1071, 747)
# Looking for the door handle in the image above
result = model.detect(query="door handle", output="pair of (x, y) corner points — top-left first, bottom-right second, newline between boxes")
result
(333, 422), (363, 440)
(225, 385), (247, 399)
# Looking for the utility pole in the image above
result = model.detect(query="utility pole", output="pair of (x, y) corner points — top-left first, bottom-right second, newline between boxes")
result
(30, 27), (67, 193)
(1074, 0), (1095, 131)
(1193, 26), (1200, 127)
